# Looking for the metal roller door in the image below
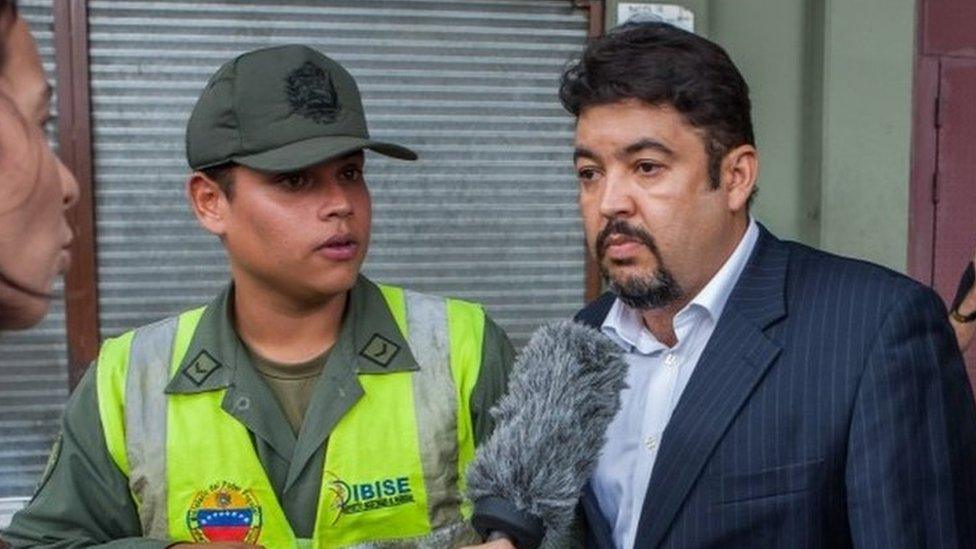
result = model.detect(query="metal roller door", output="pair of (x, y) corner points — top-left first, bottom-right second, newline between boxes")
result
(89, 0), (589, 346)
(1, 0), (589, 521)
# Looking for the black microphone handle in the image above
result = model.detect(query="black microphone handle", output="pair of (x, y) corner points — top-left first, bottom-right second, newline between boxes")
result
(472, 496), (545, 549)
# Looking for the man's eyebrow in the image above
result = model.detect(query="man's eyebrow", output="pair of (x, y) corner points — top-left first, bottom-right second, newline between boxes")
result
(573, 146), (597, 164)
(622, 138), (674, 158)
(574, 140), (675, 164)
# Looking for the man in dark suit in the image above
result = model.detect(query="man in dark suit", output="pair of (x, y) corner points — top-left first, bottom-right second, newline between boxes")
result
(560, 21), (976, 549)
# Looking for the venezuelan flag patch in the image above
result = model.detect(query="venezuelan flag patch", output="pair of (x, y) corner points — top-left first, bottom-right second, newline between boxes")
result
(186, 481), (262, 543)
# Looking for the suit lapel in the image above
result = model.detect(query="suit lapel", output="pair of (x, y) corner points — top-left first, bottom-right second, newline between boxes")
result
(633, 226), (789, 548)
(580, 482), (616, 549)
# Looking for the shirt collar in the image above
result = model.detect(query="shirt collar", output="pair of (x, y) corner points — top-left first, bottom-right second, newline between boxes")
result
(600, 217), (760, 353)
(165, 275), (418, 394)
(165, 284), (238, 394)
(602, 299), (664, 355)
(344, 275), (419, 375)
(686, 216), (759, 323)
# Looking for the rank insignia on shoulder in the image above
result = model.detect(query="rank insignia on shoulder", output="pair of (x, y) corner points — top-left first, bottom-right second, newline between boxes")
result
(359, 334), (400, 368)
(183, 350), (222, 386)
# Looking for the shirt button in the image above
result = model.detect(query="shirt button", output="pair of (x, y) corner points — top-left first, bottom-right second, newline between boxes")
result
(644, 436), (658, 451)
(664, 353), (678, 367)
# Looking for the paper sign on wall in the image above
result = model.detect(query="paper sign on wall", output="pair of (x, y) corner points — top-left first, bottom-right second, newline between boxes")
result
(616, 3), (695, 32)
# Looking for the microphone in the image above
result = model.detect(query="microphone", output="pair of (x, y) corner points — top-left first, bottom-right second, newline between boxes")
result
(466, 320), (628, 548)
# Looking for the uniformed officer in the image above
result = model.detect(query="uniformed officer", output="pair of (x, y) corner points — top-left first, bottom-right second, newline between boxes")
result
(2, 45), (514, 548)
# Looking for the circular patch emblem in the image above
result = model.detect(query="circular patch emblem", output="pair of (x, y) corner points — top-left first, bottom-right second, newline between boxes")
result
(186, 481), (262, 543)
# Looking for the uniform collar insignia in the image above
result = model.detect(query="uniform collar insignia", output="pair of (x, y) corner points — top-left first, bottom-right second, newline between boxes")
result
(182, 350), (223, 386)
(359, 333), (400, 368)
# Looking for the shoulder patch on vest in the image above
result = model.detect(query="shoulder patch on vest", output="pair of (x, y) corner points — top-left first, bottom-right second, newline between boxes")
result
(187, 481), (262, 543)
(359, 334), (400, 368)
(183, 350), (222, 386)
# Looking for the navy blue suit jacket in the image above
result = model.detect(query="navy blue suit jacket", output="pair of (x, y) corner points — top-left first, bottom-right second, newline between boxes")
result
(575, 226), (976, 548)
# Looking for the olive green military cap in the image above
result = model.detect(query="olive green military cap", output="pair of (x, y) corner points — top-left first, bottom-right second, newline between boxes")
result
(186, 44), (416, 172)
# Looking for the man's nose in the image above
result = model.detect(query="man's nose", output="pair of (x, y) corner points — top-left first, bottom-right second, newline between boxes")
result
(598, 173), (634, 219)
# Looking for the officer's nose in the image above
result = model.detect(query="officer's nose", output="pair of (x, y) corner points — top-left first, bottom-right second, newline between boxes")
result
(317, 180), (354, 220)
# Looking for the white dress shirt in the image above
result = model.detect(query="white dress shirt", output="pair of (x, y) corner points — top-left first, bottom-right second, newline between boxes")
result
(592, 218), (759, 549)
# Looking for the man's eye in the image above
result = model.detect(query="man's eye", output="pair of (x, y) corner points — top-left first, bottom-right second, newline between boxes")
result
(577, 167), (599, 181)
(274, 172), (314, 190)
(636, 161), (662, 175)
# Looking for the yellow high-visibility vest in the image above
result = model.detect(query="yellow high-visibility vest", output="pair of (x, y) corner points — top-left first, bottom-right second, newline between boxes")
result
(95, 285), (484, 548)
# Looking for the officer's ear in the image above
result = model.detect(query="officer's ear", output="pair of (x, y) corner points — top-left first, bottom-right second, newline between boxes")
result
(187, 171), (230, 237)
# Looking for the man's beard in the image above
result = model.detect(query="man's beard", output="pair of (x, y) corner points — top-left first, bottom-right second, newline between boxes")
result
(596, 219), (682, 311)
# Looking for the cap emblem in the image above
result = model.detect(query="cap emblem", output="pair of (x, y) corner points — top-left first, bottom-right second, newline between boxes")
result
(285, 61), (340, 124)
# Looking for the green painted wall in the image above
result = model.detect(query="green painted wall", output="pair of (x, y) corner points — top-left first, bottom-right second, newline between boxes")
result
(710, 0), (823, 246)
(604, 0), (915, 271)
(818, 0), (915, 271)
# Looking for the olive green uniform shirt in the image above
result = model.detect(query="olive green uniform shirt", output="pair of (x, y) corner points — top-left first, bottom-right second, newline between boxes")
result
(251, 348), (330, 435)
(1, 276), (515, 548)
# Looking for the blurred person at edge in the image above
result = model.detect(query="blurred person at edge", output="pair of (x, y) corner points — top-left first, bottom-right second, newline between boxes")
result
(950, 248), (976, 352)
(0, 0), (79, 330)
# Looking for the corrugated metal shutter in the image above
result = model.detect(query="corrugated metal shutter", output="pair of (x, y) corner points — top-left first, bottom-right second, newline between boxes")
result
(90, 0), (588, 348)
(0, 0), (68, 509)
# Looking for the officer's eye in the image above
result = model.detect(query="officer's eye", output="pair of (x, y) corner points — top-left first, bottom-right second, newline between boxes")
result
(273, 171), (315, 191)
(339, 165), (364, 183)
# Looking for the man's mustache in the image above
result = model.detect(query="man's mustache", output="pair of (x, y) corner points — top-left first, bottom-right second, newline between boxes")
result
(595, 219), (660, 260)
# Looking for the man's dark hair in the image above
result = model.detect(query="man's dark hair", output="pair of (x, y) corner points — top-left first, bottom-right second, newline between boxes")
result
(559, 21), (755, 191)
(0, 0), (18, 72)
(200, 162), (236, 200)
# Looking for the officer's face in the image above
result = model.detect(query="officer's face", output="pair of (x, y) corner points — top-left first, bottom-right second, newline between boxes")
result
(574, 99), (754, 310)
(0, 15), (79, 330)
(203, 152), (371, 302)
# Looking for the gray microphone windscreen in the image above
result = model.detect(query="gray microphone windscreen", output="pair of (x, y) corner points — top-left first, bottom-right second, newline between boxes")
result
(466, 320), (628, 544)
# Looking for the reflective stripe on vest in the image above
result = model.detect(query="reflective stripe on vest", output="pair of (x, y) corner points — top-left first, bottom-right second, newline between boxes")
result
(95, 286), (483, 548)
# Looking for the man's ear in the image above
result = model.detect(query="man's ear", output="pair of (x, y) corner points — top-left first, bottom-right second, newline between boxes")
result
(187, 172), (229, 236)
(721, 144), (759, 212)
